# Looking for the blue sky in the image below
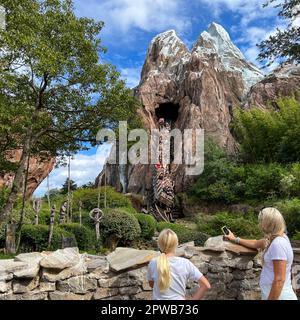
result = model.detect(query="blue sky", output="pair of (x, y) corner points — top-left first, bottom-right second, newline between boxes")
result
(35, 0), (284, 196)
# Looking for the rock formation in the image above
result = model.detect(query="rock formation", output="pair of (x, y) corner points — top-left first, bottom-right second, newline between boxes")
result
(0, 150), (55, 198)
(97, 23), (300, 207)
(246, 63), (300, 108)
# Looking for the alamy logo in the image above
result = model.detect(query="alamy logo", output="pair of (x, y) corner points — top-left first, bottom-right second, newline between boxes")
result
(96, 121), (205, 176)
(0, 6), (5, 30)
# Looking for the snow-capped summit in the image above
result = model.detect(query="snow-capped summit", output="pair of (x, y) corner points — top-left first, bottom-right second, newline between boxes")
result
(192, 22), (264, 91)
(141, 29), (190, 81)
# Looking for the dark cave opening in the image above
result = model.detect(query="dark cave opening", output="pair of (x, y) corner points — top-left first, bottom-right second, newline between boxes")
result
(155, 102), (180, 123)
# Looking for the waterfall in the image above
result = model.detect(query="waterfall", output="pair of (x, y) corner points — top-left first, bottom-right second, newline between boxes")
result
(119, 164), (127, 193)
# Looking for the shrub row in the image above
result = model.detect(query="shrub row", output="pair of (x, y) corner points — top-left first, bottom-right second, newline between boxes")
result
(195, 211), (262, 239)
(157, 222), (209, 246)
(189, 140), (300, 204)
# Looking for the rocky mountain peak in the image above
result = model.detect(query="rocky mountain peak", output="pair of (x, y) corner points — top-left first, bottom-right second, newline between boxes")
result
(140, 29), (190, 81)
(192, 22), (264, 91)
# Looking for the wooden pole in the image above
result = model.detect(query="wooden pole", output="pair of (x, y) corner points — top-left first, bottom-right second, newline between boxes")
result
(46, 174), (51, 210)
(48, 205), (56, 248)
(67, 155), (71, 222)
(79, 201), (82, 227)
(33, 199), (41, 225)
(104, 164), (107, 208)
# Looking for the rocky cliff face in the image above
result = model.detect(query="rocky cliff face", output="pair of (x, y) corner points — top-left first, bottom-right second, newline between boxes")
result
(98, 23), (299, 200)
(0, 150), (55, 198)
(246, 63), (300, 108)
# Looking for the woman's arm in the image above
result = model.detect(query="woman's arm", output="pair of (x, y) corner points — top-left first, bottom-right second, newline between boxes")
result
(190, 276), (211, 300)
(268, 260), (286, 300)
(224, 231), (266, 250)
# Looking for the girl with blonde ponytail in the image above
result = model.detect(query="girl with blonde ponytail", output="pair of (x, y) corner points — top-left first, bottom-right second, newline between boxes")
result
(147, 229), (211, 300)
(224, 207), (297, 300)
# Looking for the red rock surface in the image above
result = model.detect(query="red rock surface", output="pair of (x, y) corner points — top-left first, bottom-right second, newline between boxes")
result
(0, 150), (55, 197)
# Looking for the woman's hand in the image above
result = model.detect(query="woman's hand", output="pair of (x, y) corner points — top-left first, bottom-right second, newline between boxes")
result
(224, 230), (236, 242)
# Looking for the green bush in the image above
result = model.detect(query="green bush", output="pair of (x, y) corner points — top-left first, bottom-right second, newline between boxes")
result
(195, 212), (262, 238)
(136, 214), (157, 239)
(72, 210), (94, 230)
(243, 163), (287, 200)
(276, 199), (300, 236)
(189, 141), (290, 204)
(71, 187), (132, 212)
(233, 97), (300, 163)
(100, 209), (141, 249)
(156, 222), (207, 245)
(0, 187), (9, 209)
(290, 163), (300, 197)
(189, 140), (243, 204)
(60, 223), (96, 251)
(176, 230), (209, 246)
(114, 206), (138, 215)
(292, 232), (300, 240)
(20, 225), (74, 252)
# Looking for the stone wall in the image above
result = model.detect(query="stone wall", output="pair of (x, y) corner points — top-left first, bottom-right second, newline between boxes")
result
(0, 239), (299, 300)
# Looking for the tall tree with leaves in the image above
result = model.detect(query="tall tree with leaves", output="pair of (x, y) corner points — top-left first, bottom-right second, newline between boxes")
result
(61, 178), (77, 194)
(0, 0), (138, 223)
(258, 0), (300, 65)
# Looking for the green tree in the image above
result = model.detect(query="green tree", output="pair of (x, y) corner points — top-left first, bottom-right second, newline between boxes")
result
(233, 98), (300, 163)
(0, 0), (138, 223)
(61, 178), (77, 194)
(258, 0), (300, 65)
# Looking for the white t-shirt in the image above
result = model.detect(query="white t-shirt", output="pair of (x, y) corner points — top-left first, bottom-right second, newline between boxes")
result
(260, 234), (294, 287)
(147, 256), (203, 300)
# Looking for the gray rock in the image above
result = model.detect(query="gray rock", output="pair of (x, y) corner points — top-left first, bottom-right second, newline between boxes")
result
(0, 259), (28, 281)
(49, 291), (93, 300)
(204, 236), (258, 256)
(176, 242), (195, 258)
(57, 275), (97, 294)
(107, 247), (159, 272)
(135, 291), (152, 300)
(85, 256), (109, 273)
(42, 254), (87, 282)
(0, 290), (47, 300)
(98, 274), (139, 288)
(119, 286), (141, 295)
(40, 247), (80, 270)
(204, 236), (226, 252)
(13, 252), (43, 278)
(0, 281), (10, 293)
(12, 277), (39, 294)
(39, 281), (56, 292)
(93, 287), (119, 300)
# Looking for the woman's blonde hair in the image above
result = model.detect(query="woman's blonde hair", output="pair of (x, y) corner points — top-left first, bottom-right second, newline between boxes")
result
(258, 207), (286, 239)
(258, 207), (286, 262)
(156, 229), (178, 292)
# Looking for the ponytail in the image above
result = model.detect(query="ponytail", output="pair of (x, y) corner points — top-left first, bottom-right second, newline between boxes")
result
(156, 229), (178, 292)
(157, 253), (171, 291)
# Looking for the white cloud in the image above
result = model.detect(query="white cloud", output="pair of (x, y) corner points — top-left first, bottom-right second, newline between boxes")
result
(74, 0), (190, 34)
(239, 24), (286, 69)
(199, 0), (271, 24)
(120, 67), (141, 88)
(292, 4), (300, 27)
(34, 144), (112, 196)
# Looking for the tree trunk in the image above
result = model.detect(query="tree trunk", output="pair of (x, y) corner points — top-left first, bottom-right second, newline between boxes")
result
(15, 153), (31, 252)
(0, 133), (32, 224)
(5, 223), (17, 254)
(48, 205), (56, 249)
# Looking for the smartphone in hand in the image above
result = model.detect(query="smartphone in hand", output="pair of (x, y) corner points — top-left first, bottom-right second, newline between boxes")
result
(221, 226), (230, 236)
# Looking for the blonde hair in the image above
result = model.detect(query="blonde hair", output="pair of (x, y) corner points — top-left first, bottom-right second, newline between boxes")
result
(258, 207), (286, 262)
(156, 229), (178, 292)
